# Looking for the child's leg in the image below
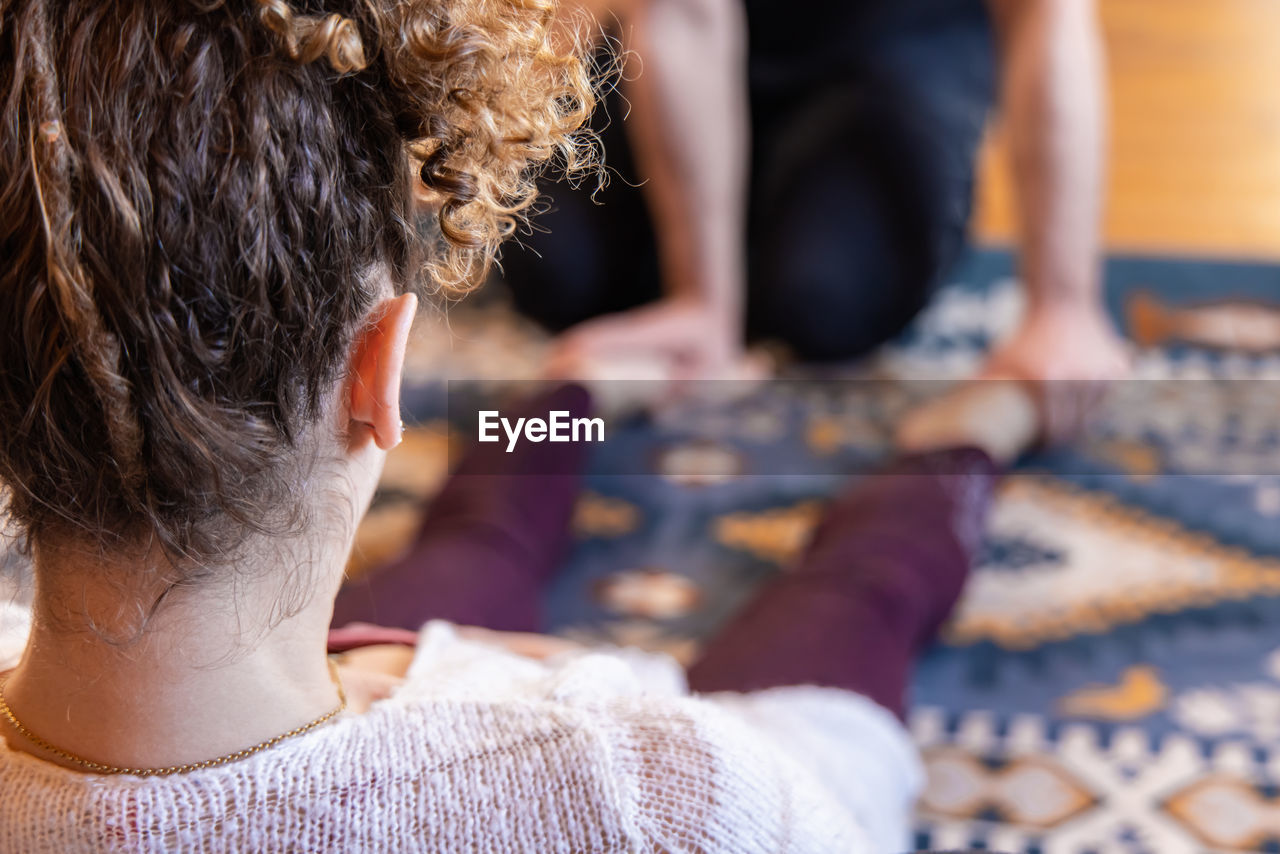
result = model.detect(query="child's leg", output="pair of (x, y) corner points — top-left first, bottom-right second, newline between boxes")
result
(685, 447), (998, 719)
(331, 385), (593, 634)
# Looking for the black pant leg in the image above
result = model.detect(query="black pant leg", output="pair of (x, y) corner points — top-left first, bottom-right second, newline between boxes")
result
(499, 83), (662, 333)
(746, 4), (996, 361)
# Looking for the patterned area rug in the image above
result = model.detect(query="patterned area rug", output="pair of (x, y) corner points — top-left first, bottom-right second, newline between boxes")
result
(377, 249), (1280, 853)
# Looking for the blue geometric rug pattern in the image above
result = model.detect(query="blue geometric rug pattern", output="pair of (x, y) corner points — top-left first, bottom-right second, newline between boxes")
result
(398, 249), (1280, 853)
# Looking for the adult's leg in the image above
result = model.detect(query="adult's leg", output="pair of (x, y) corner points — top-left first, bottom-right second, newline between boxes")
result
(331, 385), (594, 634)
(746, 2), (996, 361)
(685, 446), (998, 719)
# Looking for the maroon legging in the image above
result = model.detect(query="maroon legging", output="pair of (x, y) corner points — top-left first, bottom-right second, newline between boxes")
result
(332, 386), (998, 719)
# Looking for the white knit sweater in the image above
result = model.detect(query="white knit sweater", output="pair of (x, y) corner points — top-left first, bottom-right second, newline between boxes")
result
(0, 618), (921, 853)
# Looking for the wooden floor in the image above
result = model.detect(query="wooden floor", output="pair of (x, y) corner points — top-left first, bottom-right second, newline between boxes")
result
(974, 0), (1280, 259)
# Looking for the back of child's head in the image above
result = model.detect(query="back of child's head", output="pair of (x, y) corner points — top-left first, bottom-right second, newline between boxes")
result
(0, 0), (593, 568)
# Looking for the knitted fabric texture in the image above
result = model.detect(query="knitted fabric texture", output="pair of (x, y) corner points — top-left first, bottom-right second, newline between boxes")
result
(0, 621), (919, 852)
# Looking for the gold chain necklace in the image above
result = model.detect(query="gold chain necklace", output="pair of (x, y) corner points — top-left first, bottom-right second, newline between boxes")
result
(0, 660), (347, 777)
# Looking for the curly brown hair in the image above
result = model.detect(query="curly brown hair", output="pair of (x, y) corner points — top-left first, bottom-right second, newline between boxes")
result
(0, 0), (595, 568)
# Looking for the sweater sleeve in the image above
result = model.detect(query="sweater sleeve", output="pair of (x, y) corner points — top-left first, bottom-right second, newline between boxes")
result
(0, 601), (30, 671)
(598, 695), (874, 854)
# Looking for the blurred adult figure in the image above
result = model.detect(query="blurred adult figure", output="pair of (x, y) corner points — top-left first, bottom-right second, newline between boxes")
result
(507, 0), (1129, 382)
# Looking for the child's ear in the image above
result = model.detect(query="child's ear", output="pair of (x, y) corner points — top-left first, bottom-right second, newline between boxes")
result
(347, 293), (418, 451)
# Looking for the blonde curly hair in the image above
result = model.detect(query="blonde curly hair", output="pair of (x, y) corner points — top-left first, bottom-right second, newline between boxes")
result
(0, 0), (596, 567)
(254, 0), (597, 288)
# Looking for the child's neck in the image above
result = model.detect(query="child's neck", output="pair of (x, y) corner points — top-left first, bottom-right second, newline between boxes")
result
(1, 550), (344, 773)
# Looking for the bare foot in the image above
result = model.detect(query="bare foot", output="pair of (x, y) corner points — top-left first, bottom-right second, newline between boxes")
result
(896, 304), (1124, 464)
(894, 380), (1041, 467)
